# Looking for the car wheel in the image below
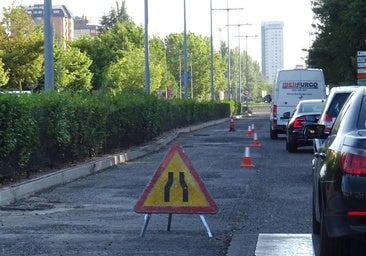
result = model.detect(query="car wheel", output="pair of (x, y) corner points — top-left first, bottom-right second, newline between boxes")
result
(319, 211), (350, 256)
(287, 139), (297, 153)
(270, 128), (278, 140)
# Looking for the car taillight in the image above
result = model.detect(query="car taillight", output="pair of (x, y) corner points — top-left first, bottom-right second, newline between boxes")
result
(341, 153), (366, 175)
(273, 105), (277, 117)
(324, 113), (333, 133)
(347, 211), (366, 217)
(293, 117), (306, 129)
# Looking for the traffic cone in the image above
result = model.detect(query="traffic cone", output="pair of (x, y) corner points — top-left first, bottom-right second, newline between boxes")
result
(251, 132), (261, 147)
(246, 125), (252, 137)
(241, 146), (254, 168)
(251, 123), (256, 135)
(229, 117), (236, 131)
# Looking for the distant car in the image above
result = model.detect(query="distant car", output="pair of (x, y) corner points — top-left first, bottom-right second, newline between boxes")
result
(285, 99), (325, 153)
(313, 85), (359, 153)
(305, 86), (366, 255)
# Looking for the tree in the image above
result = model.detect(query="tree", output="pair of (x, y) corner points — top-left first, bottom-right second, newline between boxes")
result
(165, 32), (227, 100)
(0, 6), (43, 91)
(99, 0), (131, 33)
(308, 0), (366, 85)
(54, 44), (93, 92)
(0, 58), (9, 87)
(148, 36), (176, 96)
(73, 22), (144, 90)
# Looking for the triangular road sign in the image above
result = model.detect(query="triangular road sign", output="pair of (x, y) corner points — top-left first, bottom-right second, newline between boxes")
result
(134, 143), (218, 214)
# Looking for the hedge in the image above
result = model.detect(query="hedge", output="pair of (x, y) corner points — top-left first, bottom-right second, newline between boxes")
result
(0, 91), (230, 179)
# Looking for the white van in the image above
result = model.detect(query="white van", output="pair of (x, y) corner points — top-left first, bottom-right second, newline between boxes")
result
(268, 68), (326, 139)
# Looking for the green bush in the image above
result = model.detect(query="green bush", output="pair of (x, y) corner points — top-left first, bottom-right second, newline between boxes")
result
(0, 91), (230, 179)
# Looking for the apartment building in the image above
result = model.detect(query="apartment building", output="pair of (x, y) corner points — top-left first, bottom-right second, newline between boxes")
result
(27, 4), (74, 43)
(261, 21), (284, 83)
(27, 4), (99, 43)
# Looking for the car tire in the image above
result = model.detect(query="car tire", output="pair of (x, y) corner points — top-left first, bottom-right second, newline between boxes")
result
(286, 139), (297, 153)
(270, 127), (278, 140)
(319, 211), (349, 256)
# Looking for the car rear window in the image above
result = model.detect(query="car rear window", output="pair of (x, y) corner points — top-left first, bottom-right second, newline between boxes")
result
(327, 93), (351, 118)
(357, 96), (366, 129)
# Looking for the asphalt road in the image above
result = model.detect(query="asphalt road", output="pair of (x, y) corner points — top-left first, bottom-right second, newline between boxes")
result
(0, 114), (320, 255)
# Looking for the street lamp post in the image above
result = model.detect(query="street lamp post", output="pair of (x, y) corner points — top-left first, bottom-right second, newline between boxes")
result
(144, 0), (150, 94)
(211, 1), (243, 100)
(44, 0), (54, 91)
(244, 34), (258, 112)
(228, 23), (251, 102)
(183, 0), (189, 99)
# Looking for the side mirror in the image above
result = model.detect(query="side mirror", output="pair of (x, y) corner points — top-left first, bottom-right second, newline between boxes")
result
(263, 95), (272, 103)
(303, 124), (328, 139)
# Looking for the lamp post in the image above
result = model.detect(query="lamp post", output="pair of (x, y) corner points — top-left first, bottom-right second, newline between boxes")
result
(228, 23), (251, 101)
(211, 1), (243, 100)
(243, 34), (258, 112)
(44, 0), (54, 91)
(144, 0), (150, 94)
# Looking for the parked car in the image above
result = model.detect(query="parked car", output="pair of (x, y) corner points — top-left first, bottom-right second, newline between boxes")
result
(313, 85), (359, 153)
(285, 99), (325, 152)
(304, 86), (366, 255)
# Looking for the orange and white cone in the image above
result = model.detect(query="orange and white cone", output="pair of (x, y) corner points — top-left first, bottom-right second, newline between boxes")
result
(251, 132), (261, 147)
(241, 146), (254, 168)
(251, 123), (255, 136)
(229, 117), (236, 131)
(246, 125), (252, 137)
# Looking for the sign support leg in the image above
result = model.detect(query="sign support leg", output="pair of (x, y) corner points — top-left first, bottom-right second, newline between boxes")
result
(167, 213), (172, 231)
(200, 215), (213, 238)
(139, 213), (151, 237)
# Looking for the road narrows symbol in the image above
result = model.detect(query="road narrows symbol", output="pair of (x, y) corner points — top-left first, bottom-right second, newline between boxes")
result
(164, 172), (174, 202)
(164, 172), (189, 202)
(179, 172), (188, 202)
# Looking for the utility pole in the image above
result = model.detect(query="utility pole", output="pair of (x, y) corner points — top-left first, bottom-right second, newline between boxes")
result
(228, 23), (251, 101)
(44, 0), (54, 91)
(211, 1), (243, 100)
(183, 0), (189, 99)
(237, 34), (258, 112)
(144, 0), (150, 94)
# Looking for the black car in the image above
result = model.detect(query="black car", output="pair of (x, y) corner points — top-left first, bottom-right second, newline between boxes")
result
(305, 86), (366, 255)
(285, 99), (325, 153)
(313, 85), (359, 154)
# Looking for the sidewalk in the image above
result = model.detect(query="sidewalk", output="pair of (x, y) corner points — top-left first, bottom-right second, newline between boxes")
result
(0, 118), (228, 206)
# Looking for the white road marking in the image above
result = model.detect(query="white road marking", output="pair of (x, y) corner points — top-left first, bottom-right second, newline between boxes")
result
(255, 234), (315, 256)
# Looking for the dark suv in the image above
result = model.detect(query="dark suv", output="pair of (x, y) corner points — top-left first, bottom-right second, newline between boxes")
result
(305, 86), (366, 255)
(313, 85), (359, 153)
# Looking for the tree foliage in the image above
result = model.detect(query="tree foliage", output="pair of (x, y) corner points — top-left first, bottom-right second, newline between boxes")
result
(0, 6), (43, 91)
(54, 44), (93, 92)
(0, 2), (265, 101)
(308, 0), (366, 85)
(99, 0), (131, 33)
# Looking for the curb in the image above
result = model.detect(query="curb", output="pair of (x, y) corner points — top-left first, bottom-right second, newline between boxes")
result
(0, 118), (228, 206)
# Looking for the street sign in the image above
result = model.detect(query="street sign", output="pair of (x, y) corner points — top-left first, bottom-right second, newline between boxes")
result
(358, 62), (366, 68)
(134, 143), (218, 214)
(357, 57), (366, 63)
(357, 73), (366, 79)
(357, 51), (366, 56)
(358, 79), (366, 85)
(358, 69), (366, 74)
